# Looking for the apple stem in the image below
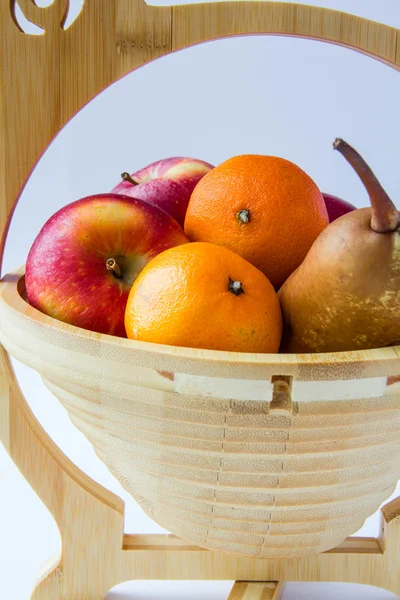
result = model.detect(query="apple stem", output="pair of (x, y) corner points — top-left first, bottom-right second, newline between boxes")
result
(333, 138), (399, 233)
(106, 258), (122, 278)
(121, 172), (140, 186)
(228, 278), (244, 296)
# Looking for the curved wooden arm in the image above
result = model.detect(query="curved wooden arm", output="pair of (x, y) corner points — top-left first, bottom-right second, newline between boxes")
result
(172, 2), (399, 70)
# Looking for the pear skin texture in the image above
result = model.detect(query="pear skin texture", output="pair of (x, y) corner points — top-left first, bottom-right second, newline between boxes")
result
(278, 207), (400, 353)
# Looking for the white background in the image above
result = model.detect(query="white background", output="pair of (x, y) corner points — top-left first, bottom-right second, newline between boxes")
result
(1, 0), (400, 598)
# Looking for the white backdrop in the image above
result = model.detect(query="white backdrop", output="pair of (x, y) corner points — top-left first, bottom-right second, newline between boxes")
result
(1, 1), (400, 598)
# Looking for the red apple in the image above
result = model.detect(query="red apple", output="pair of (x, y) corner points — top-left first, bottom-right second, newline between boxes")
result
(25, 194), (189, 337)
(323, 192), (356, 222)
(111, 157), (214, 227)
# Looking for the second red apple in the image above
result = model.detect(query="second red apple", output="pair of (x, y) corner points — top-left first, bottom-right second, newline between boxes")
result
(323, 192), (356, 222)
(112, 156), (214, 227)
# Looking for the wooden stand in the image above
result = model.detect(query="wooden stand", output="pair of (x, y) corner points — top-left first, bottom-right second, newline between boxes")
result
(2, 366), (400, 600)
(1, 2), (400, 598)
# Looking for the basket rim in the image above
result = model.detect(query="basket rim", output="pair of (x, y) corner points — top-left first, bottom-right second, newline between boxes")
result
(1, 266), (399, 373)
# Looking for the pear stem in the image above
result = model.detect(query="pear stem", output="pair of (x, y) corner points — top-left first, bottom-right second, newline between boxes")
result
(333, 138), (399, 233)
(121, 172), (140, 186)
(106, 258), (122, 278)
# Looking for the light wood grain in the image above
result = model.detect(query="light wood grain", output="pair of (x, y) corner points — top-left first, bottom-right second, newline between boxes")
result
(1, 1), (400, 598)
(172, 2), (400, 73)
(228, 581), (285, 600)
(122, 533), (383, 555)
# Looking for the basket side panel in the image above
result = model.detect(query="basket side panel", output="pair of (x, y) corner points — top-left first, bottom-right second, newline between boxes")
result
(42, 369), (400, 559)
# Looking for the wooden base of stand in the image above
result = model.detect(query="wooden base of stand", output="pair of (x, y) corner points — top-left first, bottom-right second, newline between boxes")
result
(228, 582), (284, 599)
(33, 576), (286, 600)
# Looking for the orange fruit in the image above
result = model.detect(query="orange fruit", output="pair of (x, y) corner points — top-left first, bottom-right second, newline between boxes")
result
(184, 154), (329, 289)
(125, 242), (282, 353)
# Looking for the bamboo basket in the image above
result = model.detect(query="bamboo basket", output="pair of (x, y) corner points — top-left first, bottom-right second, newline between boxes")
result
(1, 269), (400, 559)
(1, 2), (400, 598)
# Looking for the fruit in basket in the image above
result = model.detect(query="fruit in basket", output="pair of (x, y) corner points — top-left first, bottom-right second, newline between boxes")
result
(25, 194), (189, 337)
(125, 242), (282, 352)
(279, 138), (400, 353)
(184, 154), (329, 289)
(111, 157), (214, 227)
(323, 192), (356, 221)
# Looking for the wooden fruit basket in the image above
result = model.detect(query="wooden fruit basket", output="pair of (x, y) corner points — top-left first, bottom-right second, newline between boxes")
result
(0, 2), (400, 599)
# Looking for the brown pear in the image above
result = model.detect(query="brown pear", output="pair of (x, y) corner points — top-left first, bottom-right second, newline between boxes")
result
(278, 138), (400, 353)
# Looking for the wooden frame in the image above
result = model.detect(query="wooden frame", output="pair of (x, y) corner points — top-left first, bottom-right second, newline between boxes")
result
(0, 2), (400, 599)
